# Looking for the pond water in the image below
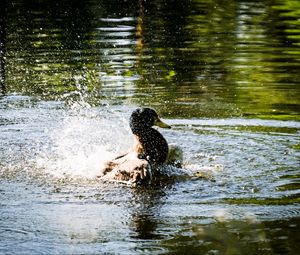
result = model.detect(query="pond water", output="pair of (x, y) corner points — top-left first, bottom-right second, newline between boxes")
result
(1, 0), (300, 254)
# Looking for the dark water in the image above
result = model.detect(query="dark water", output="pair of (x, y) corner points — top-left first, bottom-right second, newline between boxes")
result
(1, 0), (300, 254)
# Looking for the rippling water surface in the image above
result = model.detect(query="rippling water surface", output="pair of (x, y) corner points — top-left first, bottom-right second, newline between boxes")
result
(1, 0), (300, 254)
(1, 95), (299, 254)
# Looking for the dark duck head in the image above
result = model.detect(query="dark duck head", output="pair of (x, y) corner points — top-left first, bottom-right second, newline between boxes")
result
(129, 108), (171, 165)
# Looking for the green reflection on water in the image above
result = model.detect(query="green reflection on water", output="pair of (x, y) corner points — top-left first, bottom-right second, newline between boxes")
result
(1, 0), (300, 120)
(161, 217), (300, 255)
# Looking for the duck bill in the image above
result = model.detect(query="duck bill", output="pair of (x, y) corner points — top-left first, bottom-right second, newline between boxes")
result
(154, 118), (171, 129)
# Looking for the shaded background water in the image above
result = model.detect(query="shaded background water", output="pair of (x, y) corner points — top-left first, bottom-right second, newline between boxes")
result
(0, 0), (300, 254)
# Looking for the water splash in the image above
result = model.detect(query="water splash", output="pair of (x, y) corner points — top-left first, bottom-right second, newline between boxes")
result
(35, 104), (133, 180)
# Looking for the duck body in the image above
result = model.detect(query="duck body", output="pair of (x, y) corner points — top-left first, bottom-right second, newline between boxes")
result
(99, 108), (172, 185)
(131, 125), (169, 165)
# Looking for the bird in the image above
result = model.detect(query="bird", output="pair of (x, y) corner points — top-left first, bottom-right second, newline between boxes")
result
(98, 108), (177, 185)
(129, 107), (171, 165)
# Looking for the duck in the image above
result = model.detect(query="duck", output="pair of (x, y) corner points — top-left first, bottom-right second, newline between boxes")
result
(98, 108), (181, 185)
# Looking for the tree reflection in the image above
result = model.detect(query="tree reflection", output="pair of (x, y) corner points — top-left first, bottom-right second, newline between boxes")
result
(0, 0), (6, 95)
(3, 0), (300, 119)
